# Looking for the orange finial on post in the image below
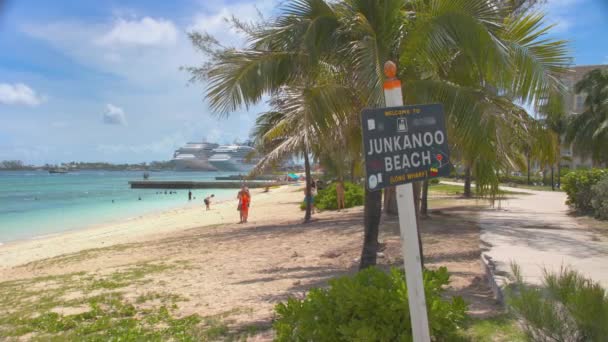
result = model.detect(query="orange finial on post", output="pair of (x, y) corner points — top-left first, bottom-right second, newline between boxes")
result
(383, 60), (402, 92)
(384, 60), (397, 79)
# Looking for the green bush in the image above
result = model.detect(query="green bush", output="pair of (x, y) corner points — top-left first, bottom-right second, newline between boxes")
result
(591, 176), (608, 219)
(562, 169), (608, 213)
(507, 264), (608, 341)
(314, 181), (364, 210)
(273, 267), (468, 341)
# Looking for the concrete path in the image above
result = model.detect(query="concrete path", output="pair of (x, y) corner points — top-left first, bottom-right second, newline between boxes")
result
(442, 181), (608, 288)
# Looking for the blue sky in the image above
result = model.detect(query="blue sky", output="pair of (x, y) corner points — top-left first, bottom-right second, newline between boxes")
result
(0, 0), (607, 164)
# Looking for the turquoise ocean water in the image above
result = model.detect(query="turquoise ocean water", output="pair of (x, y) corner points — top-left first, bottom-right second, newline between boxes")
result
(0, 170), (239, 244)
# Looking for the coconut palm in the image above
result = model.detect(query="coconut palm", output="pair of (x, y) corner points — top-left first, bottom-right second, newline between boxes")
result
(249, 81), (354, 222)
(566, 69), (608, 165)
(187, 0), (570, 269)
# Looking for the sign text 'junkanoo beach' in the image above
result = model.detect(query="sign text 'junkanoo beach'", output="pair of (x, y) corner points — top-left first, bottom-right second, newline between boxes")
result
(361, 103), (450, 191)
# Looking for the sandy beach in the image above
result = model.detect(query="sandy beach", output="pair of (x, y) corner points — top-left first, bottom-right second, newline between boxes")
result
(0, 183), (500, 340)
(0, 184), (303, 270)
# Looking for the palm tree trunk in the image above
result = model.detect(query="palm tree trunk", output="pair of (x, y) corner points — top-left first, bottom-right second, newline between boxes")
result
(557, 162), (561, 189)
(303, 151), (312, 223)
(464, 165), (472, 198)
(527, 152), (531, 185)
(383, 187), (398, 215)
(421, 179), (429, 216)
(557, 146), (561, 189)
(359, 188), (382, 269)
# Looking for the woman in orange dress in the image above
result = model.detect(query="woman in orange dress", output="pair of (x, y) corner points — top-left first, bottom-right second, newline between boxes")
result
(237, 186), (251, 223)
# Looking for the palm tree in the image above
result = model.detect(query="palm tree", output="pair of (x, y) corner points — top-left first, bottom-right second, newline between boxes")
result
(540, 89), (569, 188)
(566, 69), (608, 165)
(186, 0), (570, 269)
(250, 81), (354, 222)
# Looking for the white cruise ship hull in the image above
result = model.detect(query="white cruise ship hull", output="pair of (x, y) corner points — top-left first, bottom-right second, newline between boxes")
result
(208, 158), (255, 172)
(173, 158), (218, 171)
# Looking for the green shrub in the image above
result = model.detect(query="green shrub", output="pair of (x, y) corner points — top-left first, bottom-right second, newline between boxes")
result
(429, 178), (440, 185)
(273, 267), (467, 341)
(562, 169), (608, 213)
(314, 182), (364, 210)
(591, 176), (608, 219)
(507, 264), (608, 342)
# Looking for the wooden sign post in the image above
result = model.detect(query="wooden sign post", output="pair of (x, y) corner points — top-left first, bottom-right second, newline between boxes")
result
(360, 61), (450, 342)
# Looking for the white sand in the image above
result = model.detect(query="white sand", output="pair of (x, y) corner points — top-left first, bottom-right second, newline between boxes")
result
(0, 184), (306, 269)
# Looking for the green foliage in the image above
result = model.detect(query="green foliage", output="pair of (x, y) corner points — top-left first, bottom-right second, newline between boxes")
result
(507, 264), (608, 342)
(273, 267), (467, 341)
(562, 169), (608, 213)
(315, 182), (364, 210)
(460, 314), (526, 341)
(591, 176), (608, 220)
(0, 261), (253, 341)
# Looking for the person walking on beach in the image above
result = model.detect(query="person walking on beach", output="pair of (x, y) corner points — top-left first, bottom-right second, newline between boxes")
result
(336, 181), (345, 211)
(188, 190), (192, 201)
(204, 194), (215, 210)
(237, 186), (251, 223)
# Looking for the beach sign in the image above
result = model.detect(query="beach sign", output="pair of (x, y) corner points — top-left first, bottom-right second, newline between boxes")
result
(361, 103), (450, 191)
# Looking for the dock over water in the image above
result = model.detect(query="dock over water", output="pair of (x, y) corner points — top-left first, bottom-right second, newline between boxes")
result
(129, 180), (289, 189)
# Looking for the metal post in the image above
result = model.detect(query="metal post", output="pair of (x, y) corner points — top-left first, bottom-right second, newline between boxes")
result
(383, 61), (431, 342)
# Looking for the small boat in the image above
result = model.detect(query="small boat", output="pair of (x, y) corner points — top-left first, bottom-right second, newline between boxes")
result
(49, 168), (68, 174)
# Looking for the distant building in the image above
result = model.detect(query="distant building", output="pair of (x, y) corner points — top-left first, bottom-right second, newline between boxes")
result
(559, 64), (608, 169)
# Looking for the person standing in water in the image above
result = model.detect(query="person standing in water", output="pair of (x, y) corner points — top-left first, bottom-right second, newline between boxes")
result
(237, 186), (251, 223)
(204, 194), (215, 210)
(188, 190), (192, 201)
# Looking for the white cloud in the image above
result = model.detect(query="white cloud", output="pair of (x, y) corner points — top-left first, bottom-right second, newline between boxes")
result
(97, 17), (178, 47)
(102, 103), (128, 126)
(187, 0), (278, 48)
(0, 83), (44, 106)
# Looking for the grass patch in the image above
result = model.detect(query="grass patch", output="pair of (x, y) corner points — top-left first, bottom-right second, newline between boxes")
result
(460, 314), (525, 342)
(24, 243), (142, 269)
(0, 260), (245, 341)
(0, 262), (242, 341)
(431, 183), (531, 197)
(429, 183), (468, 195)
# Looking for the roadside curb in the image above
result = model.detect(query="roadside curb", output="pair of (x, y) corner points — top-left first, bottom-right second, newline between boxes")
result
(481, 253), (505, 305)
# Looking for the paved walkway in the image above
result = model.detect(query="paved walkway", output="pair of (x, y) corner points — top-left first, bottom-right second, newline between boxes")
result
(442, 182), (608, 288)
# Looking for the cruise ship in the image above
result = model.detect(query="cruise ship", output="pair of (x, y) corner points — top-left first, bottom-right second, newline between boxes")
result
(208, 145), (259, 172)
(172, 142), (219, 171)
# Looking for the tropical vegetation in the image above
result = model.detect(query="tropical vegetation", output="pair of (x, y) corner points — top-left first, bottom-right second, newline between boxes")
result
(566, 68), (608, 165)
(314, 181), (364, 211)
(273, 266), (467, 341)
(507, 263), (608, 341)
(562, 168), (608, 216)
(186, 0), (571, 268)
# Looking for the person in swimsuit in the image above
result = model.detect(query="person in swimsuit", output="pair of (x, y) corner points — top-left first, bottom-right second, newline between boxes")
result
(237, 186), (251, 223)
(204, 194), (215, 210)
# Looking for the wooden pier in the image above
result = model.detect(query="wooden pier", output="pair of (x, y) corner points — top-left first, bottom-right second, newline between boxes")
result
(128, 180), (289, 189)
